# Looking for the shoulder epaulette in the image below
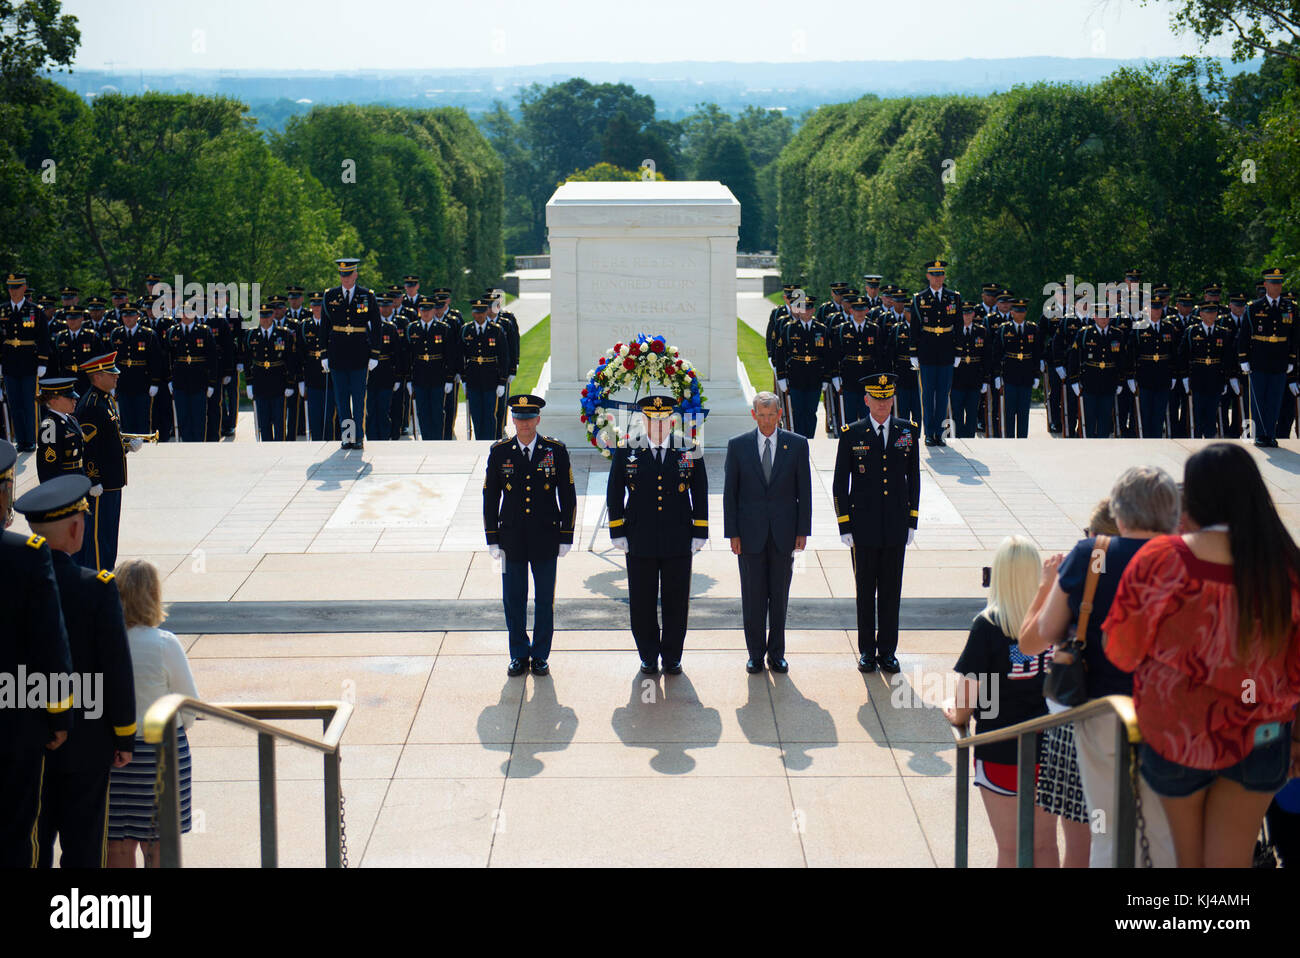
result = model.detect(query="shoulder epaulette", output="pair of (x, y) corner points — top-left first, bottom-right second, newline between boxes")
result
(96, 569), (115, 583)
(543, 435), (566, 447)
(25, 533), (45, 550)
(491, 436), (511, 448)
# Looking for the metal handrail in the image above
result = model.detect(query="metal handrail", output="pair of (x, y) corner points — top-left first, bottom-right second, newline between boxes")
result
(949, 693), (1141, 868)
(142, 697), (353, 868)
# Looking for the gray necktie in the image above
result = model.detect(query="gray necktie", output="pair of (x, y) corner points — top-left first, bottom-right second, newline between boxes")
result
(762, 436), (772, 482)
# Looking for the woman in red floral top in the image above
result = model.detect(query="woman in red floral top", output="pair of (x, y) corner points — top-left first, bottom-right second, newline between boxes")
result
(1104, 443), (1300, 867)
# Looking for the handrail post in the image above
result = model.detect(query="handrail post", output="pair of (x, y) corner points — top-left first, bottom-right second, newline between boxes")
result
(1112, 715), (1136, 868)
(955, 743), (969, 868)
(257, 732), (278, 868)
(1016, 730), (1037, 867)
(159, 721), (182, 868)
(324, 750), (342, 868)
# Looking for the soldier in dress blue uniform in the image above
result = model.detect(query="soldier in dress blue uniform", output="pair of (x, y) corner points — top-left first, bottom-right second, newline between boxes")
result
(607, 395), (710, 675)
(1181, 303), (1237, 438)
(85, 296), (118, 341)
(816, 282), (850, 327)
(460, 299), (510, 440)
(1, 272), (46, 452)
(322, 258), (380, 450)
(1040, 286), (1067, 434)
(245, 305), (296, 441)
(765, 284), (796, 375)
(14, 474), (137, 869)
(406, 296), (456, 440)
(366, 295), (404, 441)
(1068, 304), (1128, 438)
(951, 303), (990, 438)
(299, 293), (337, 441)
(36, 378), (85, 483)
(775, 294), (833, 439)
(51, 307), (103, 396)
(992, 299), (1041, 438)
(387, 286), (414, 437)
(0, 441), (75, 868)
(1239, 267), (1298, 448)
(483, 395), (577, 676)
(862, 274), (884, 312)
(834, 295), (886, 420)
(165, 306), (219, 442)
(833, 373), (920, 674)
(76, 352), (143, 570)
(432, 288), (464, 438)
(1130, 296), (1178, 438)
(881, 288), (922, 426)
(487, 288), (520, 437)
(108, 306), (165, 435)
(911, 259), (961, 446)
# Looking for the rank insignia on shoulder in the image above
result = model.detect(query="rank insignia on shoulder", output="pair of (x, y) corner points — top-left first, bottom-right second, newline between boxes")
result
(840, 424), (850, 433)
(544, 435), (564, 447)
(96, 569), (115, 583)
(25, 533), (46, 549)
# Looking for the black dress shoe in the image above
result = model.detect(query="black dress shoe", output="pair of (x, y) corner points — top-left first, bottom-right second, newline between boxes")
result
(877, 654), (901, 674)
(640, 660), (659, 676)
(530, 660), (549, 676)
(746, 658), (763, 674)
(923, 436), (935, 446)
(936, 437), (947, 446)
(857, 654), (877, 673)
(663, 661), (683, 675)
(507, 658), (529, 676)
(1255, 439), (1269, 448)
(767, 657), (789, 673)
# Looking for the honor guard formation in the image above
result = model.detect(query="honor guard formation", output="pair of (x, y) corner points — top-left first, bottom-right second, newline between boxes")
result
(762, 263), (1299, 446)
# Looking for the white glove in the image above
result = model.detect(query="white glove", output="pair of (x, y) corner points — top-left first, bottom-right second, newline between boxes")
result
(1289, 364), (1294, 374)
(222, 375), (231, 385)
(994, 376), (1003, 390)
(168, 381), (175, 394)
(1170, 378), (1176, 390)
(1230, 378), (1241, 395)
(36, 365), (46, 378)
(1072, 383), (1081, 396)
(840, 533), (854, 547)
(408, 382), (415, 395)
(777, 378), (789, 391)
(367, 358), (379, 371)
(1115, 385), (1123, 396)
(952, 356), (961, 369)
(284, 387), (294, 397)
(298, 382), (306, 397)
(690, 538), (705, 554)
(558, 544), (571, 558)
(89, 484), (103, 497)
(488, 544), (502, 560)
(612, 537), (629, 554)
(392, 382), (400, 392)
(236, 363), (244, 372)
(246, 385), (254, 400)
(1290, 383), (1299, 397)
(980, 383), (988, 394)
(910, 356), (920, 371)
(495, 385), (505, 397)
(148, 385), (158, 397)
(129, 438), (143, 452)
(906, 528), (916, 546)
(1127, 379), (1137, 394)
(832, 376), (842, 389)
(1055, 366), (1066, 380)
(1182, 378), (1190, 392)
(320, 359), (329, 374)
(1040, 360), (1046, 372)
(1240, 362), (1250, 375)
(443, 382), (452, 394)
(1032, 378), (1040, 390)
(206, 387), (214, 398)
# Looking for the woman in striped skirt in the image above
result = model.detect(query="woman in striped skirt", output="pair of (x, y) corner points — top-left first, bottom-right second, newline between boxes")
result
(106, 559), (199, 868)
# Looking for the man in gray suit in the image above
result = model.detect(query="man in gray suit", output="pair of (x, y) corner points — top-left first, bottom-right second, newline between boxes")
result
(723, 392), (813, 673)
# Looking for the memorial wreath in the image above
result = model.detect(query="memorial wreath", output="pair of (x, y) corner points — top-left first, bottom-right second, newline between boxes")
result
(579, 333), (708, 457)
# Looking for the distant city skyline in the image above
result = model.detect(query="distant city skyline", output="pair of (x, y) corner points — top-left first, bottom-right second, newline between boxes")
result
(63, 0), (1230, 73)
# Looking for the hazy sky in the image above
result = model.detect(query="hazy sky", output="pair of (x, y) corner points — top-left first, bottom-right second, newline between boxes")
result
(63, 0), (1228, 71)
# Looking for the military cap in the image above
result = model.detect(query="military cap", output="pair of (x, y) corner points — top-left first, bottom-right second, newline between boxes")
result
(781, 283), (798, 293)
(1263, 267), (1286, 282)
(386, 284), (404, 296)
(58, 284), (78, 296)
(862, 274), (883, 285)
(1198, 302), (1218, 313)
(846, 296), (869, 309)
(961, 301), (977, 311)
(110, 287), (129, 297)
(120, 304), (139, 316)
(82, 351), (120, 375)
(1202, 282), (1222, 295)
(309, 293), (324, 306)
(981, 283), (1001, 294)
(996, 293), (1014, 303)
(925, 260), (948, 274)
(37, 295), (55, 307)
(891, 288), (910, 299)
(257, 304), (274, 318)
(508, 394), (545, 419)
(14, 474), (92, 524)
(6, 273), (27, 287)
(637, 394), (675, 419)
(268, 294), (286, 307)
(1011, 298), (1029, 312)
(1228, 291), (1249, 305)
(286, 285), (305, 296)
(1149, 296), (1166, 310)
(334, 258), (361, 275)
(830, 281), (850, 290)
(862, 373), (897, 399)
(403, 275), (420, 284)
(1124, 269), (1142, 280)
(144, 273), (163, 284)
(0, 440), (16, 483)
(843, 287), (860, 297)
(1174, 292), (1195, 305)
(38, 377), (79, 402)
(430, 287), (452, 296)
(63, 307), (85, 319)
(881, 285), (901, 296)
(85, 296), (106, 309)
(417, 296), (436, 310)
(1093, 302), (1110, 318)
(470, 299), (490, 312)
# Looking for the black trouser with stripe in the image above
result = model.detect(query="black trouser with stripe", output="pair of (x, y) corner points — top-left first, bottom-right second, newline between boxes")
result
(851, 542), (905, 660)
(0, 746), (45, 867)
(37, 760), (111, 868)
(626, 553), (692, 666)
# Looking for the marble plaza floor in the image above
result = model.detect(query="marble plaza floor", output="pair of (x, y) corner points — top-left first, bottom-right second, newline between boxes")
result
(10, 432), (1300, 866)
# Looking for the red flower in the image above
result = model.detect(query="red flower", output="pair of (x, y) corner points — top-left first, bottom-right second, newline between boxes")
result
(688, 370), (696, 378)
(651, 340), (665, 354)
(615, 342), (623, 352)
(580, 414), (587, 423)
(623, 358), (636, 370)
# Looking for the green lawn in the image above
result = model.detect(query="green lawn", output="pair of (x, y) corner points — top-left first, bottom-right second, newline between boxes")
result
(737, 317), (774, 393)
(511, 314), (550, 396)
(765, 290), (784, 306)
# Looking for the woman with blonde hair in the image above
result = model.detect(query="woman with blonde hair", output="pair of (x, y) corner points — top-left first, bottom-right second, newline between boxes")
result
(106, 559), (199, 868)
(945, 536), (1058, 867)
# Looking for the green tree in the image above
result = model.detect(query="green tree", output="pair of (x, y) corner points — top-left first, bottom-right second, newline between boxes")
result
(696, 129), (762, 251)
(1142, 0), (1300, 62)
(0, 0), (79, 105)
(562, 161), (663, 183)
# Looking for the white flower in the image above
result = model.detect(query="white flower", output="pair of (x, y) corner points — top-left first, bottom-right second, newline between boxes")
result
(619, 345), (630, 357)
